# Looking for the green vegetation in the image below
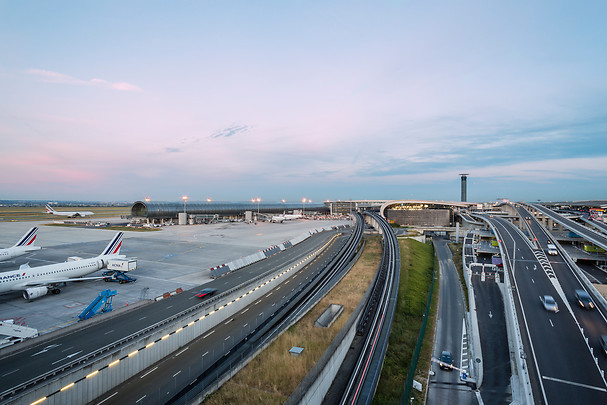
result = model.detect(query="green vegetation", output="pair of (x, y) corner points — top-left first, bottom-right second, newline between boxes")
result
(448, 242), (469, 311)
(205, 237), (382, 404)
(373, 239), (435, 404)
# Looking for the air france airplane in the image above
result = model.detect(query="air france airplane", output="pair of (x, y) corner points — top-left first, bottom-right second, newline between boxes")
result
(0, 227), (41, 262)
(45, 204), (94, 218)
(0, 232), (125, 300)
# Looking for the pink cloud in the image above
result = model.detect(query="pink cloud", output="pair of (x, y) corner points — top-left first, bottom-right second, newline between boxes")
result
(26, 68), (141, 92)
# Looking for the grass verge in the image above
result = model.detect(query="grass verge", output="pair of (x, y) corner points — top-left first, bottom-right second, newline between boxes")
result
(448, 242), (469, 311)
(204, 236), (382, 404)
(372, 239), (435, 404)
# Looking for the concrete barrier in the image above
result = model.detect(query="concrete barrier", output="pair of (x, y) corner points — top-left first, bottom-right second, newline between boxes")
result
(8, 235), (338, 405)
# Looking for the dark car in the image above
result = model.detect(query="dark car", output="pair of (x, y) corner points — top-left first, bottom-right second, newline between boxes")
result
(575, 289), (594, 309)
(439, 350), (453, 370)
(195, 288), (217, 299)
(601, 336), (607, 356)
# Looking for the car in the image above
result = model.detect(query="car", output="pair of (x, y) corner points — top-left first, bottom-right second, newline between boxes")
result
(541, 295), (559, 312)
(195, 288), (217, 299)
(575, 289), (594, 309)
(600, 335), (607, 356)
(547, 243), (558, 256)
(439, 350), (453, 370)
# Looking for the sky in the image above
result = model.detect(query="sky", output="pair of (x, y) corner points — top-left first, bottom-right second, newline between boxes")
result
(1, 1), (607, 204)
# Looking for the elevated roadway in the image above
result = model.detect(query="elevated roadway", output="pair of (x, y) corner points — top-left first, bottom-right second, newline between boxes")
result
(479, 213), (607, 405)
(0, 230), (343, 404)
(530, 204), (607, 252)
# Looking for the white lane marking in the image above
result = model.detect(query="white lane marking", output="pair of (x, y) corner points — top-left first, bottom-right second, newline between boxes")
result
(104, 330), (115, 335)
(1, 369), (19, 377)
(51, 351), (83, 365)
(136, 395), (146, 403)
(175, 347), (189, 357)
(549, 319), (554, 327)
(542, 376), (607, 392)
(224, 318), (233, 325)
(241, 308), (249, 314)
(31, 344), (61, 356)
(166, 306), (173, 309)
(531, 278), (534, 283)
(243, 323), (248, 328)
(140, 366), (158, 379)
(173, 370), (181, 378)
(61, 346), (74, 352)
(203, 330), (214, 339)
(202, 351), (208, 357)
(139, 317), (147, 321)
(225, 335), (231, 341)
(96, 392), (118, 404)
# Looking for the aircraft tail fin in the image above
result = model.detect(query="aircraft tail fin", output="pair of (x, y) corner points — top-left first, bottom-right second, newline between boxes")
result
(13, 227), (38, 247)
(99, 232), (124, 256)
(45, 204), (56, 214)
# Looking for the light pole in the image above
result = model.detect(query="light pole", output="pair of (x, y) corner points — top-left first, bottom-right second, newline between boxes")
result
(302, 198), (306, 215)
(257, 197), (260, 213)
(182, 195), (188, 214)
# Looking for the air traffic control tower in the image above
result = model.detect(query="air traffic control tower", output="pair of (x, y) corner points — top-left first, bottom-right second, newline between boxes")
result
(459, 173), (468, 202)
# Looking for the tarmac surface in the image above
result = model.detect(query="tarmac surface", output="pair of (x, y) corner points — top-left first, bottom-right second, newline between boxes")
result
(0, 218), (349, 334)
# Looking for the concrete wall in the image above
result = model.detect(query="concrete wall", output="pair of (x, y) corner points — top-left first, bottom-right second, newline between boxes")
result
(11, 236), (337, 405)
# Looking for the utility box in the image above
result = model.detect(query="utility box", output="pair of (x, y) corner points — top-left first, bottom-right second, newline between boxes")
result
(107, 258), (137, 272)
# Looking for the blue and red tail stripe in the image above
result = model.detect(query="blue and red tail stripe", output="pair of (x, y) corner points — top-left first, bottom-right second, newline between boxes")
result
(101, 232), (124, 256)
(15, 227), (38, 247)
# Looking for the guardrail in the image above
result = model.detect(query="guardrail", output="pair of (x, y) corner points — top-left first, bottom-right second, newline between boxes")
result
(339, 212), (400, 405)
(171, 213), (365, 404)
(1, 229), (346, 405)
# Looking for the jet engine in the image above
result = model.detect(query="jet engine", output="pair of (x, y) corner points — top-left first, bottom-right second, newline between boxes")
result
(23, 287), (48, 300)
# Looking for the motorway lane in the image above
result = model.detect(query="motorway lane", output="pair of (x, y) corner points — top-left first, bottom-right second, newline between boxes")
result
(531, 204), (607, 251)
(486, 216), (607, 405)
(518, 206), (607, 376)
(93, 232), (352, 404)
(0, 230), (341, 399)
(427, 238), (477, 405)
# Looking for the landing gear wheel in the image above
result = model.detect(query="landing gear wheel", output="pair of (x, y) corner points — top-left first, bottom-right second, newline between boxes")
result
(51, 288), (61, 295)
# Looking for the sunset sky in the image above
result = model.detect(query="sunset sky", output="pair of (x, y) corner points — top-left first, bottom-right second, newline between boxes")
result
(2, 1), (606, 203)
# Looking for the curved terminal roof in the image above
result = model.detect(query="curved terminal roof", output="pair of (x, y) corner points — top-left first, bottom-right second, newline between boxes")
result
(379, 200), (475, 218)
(131, 201), (329, 219)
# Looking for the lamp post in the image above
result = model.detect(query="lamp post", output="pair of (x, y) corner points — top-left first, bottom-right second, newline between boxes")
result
(302, 198), (307, 215)
(182, 195), (188, 214)
(256, 197), (261, 213)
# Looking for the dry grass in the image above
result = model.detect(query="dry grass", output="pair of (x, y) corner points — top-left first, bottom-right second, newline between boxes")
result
(205, 236), (382, 404)
(0, 206), (130, 222)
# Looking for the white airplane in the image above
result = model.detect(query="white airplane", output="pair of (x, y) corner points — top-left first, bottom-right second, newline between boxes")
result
(0, 232), (125, 300)
(45, 204), (94, 218)
(0, 227), (41, 262)
(271, 211), (303, 223)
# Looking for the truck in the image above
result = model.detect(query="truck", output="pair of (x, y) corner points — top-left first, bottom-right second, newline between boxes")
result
(106, 258), (137, 272)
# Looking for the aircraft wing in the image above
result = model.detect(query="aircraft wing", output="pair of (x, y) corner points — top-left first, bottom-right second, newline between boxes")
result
(14, 276), (105, 289)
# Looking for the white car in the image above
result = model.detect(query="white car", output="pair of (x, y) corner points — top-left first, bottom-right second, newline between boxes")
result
(541, 295), (559, 312)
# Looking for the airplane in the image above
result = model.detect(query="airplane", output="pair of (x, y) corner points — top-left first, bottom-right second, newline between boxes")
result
(45, 204), (94, 218)
(0, 227), (41, 262)
(271, 211), (303, 223)
(0, 232), (125, 300)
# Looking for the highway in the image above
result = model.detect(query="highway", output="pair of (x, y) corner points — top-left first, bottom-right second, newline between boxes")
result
(427, 237), (477, 405)
(480, 212), (607, 405)
(96, 230), (353, 404)
(0, 230), (343, 403)
(530, 204), (607, 251)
